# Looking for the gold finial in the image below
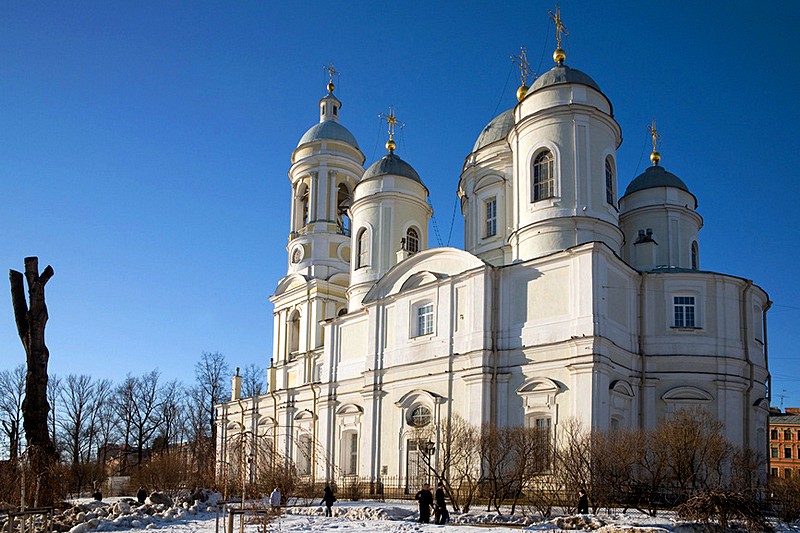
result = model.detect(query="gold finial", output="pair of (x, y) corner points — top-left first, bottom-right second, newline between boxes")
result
(324, 64), (338, 92)
(511, 46), (532, 102)
(379, 108), (403, 153)
(648, 119), (661, 166)
(549, 5), (568, 65)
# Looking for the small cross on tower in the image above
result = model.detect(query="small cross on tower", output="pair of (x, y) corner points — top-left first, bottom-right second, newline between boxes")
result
(324, 64), (338, 92)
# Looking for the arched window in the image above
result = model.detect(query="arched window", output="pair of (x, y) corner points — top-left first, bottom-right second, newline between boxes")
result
(337, 184), (351, 236)
(295, 183), (310, 229)
(605, 157), (615, 206)
(288, 311), (300, 355)
(356, 228), (369, 268)
(405, 227), (420, 253)
(691, 241), (699, 270)
(532, 150), (554, 201)
(342, 431), (358, 475)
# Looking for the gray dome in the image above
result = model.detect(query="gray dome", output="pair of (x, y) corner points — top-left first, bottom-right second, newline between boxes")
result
(362, 153), (423, 184)
(530, 65), (602, 93)
(297, 120), (359, 149)
(623, 165), (690, 196)
(472, 109), (515, 152)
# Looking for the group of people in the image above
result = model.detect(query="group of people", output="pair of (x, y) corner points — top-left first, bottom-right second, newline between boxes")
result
(414, 481), (449, 524)
(267, 483), (587, 522)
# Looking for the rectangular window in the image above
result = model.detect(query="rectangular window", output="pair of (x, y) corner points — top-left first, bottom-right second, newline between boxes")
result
(417, 304), (434, 336)
(772, 428), (780, 440)
(785, 447), (792, 459)
(771, 468), (779, 477)
(673, 296), (696, 327)
(347, 433), (358, 475)
(786, 468), (793, 478)
(772, 447), (779, 458)
(785, 430), (793, 441)
(485, 198), (497, 237)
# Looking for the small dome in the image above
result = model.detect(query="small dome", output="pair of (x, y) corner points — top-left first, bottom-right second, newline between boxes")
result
(529, 64), (602, 93)
(472, 109), (515, 152)
(297, 120), (359, 149)
(362, 153), (423, 184)
(623, 165), (690, 196)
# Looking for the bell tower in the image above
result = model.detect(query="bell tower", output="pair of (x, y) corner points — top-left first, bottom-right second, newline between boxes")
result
(269, 68), (366, 390)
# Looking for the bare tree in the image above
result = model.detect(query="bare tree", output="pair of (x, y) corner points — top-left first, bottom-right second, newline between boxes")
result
(85, 379), (112, 462)
(185, 385), (213, 486)
(195, 351), (229, 468)
(59, 374), (95, 465)
(0, 365), (26, 460)
(47, 374), (61, 451)
(555, 418), (592, 512)
(656, 408), (730, 498)
(241, 363), (264, 397)
(9, 256), (59, 505)
(113, 375), (137, 474)
(130, 370), (161, 467)
(154, 380), (184, 454)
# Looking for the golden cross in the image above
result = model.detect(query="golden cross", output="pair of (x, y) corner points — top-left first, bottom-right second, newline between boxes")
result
(324, 64), (338, 84)
(379, 108), (402, 140)
(549, 5), (568, 49)
(511, 46), (531, 86)
(648, 119), (660, 153)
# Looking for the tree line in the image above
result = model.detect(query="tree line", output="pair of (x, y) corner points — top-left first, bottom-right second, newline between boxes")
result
(0, 351), (266, 504)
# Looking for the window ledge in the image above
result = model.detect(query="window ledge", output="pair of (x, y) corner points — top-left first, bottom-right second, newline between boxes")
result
(670, 326), (703, 331)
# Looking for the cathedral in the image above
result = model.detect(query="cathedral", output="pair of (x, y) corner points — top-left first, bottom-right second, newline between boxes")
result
(215, 26), (770, 490)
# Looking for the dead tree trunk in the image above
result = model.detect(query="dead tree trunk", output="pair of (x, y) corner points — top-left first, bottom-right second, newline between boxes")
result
(10, 256), (58, 506)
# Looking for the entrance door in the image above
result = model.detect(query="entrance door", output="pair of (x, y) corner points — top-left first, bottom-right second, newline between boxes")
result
(406, 439), (431, 491)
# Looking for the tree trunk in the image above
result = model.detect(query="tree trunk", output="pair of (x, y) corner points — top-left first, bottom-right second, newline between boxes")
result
(10, 257), (58, 506)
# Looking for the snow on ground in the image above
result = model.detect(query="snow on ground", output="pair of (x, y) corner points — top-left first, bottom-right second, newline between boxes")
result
(67, 496), (800, 533)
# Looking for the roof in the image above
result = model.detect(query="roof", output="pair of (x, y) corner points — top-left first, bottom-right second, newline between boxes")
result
(623, 165), (690, 196)
(297, 120), (359, 149)
(362, 153), (423, 185)
(771, 413), (800, 425)
(472, 109), (515, 152)
(530, 64), (602, 93)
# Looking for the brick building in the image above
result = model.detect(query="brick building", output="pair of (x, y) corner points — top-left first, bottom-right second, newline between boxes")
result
(769, 407), (800, 478)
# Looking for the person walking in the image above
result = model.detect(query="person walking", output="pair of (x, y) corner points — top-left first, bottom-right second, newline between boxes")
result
(321, 484), (336, 517)
(434, 481), (449, 524)
(577, 489), (589, 514)
(415, 483), (434, 523)
(269, 487), (282, 515)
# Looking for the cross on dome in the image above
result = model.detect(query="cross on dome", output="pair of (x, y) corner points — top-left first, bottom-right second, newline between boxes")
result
(324, 63), (338, 92)
(378, 108), (404, 153)
(648, 119), (662, 166)
(511, 46), (532, 101)
(549, 5), (568, 65)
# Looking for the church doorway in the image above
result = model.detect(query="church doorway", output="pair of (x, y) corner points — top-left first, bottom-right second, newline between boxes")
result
(405, 439), (433, 491)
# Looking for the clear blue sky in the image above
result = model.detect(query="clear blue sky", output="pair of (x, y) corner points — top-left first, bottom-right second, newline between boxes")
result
(2, 2), (798, 406)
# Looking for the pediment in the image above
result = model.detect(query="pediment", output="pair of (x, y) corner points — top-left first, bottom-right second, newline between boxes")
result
(363, 247), (486, 303)
(662, 386), (713, 402)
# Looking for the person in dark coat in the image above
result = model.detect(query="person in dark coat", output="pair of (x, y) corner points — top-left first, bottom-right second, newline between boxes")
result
(577, 489), (589, 514)
(321, 484), (336, 517)
(137, 487), (147, 504)
(415, 483), (434, 523)
(434, 481), (449, 524)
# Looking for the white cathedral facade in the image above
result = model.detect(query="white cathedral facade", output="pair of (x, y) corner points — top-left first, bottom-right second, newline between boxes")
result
(215, 44), (770, 490)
